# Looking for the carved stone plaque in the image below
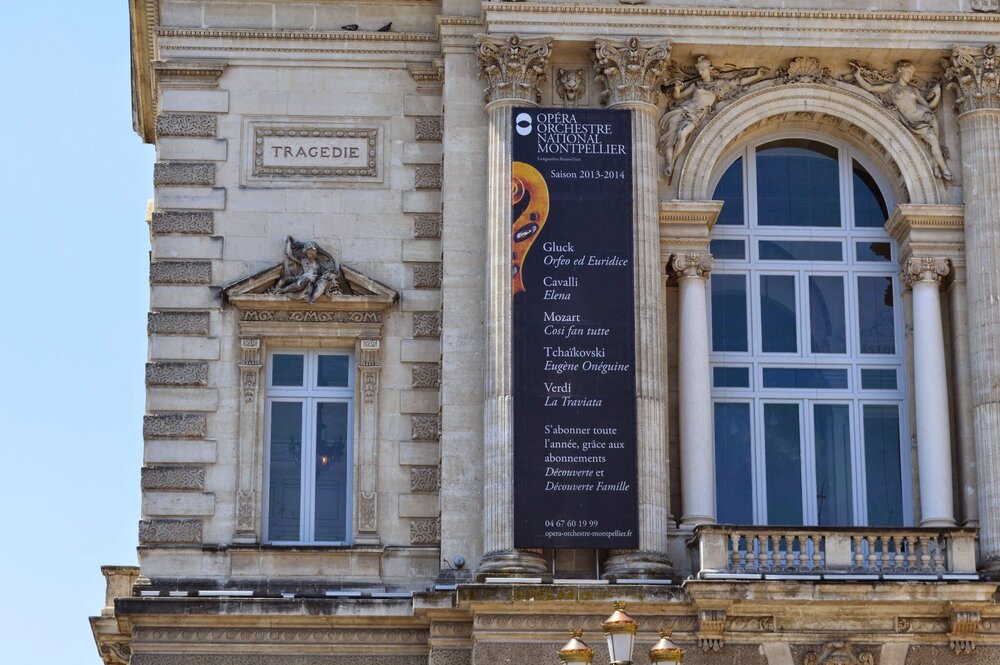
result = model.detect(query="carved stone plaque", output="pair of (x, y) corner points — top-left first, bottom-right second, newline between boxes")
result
(242, 118), (384, 187)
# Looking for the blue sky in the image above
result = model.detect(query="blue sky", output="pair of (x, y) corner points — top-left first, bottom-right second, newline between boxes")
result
(0, 2), (154, 662)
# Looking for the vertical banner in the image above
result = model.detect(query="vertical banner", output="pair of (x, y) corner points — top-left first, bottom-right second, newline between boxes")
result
(512, 107), (638, 549)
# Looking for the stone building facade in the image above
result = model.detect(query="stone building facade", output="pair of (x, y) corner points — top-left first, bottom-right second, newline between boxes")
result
(92, 1), (1000, 664)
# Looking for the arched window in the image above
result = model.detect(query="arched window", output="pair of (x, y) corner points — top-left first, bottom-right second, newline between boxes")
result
(709, 136), (910, 527)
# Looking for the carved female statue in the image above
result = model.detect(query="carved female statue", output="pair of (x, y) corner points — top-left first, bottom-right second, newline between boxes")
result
(850, 60), (952, 180)
(274, 236), (341, 303)
(658, 56), (769, 180)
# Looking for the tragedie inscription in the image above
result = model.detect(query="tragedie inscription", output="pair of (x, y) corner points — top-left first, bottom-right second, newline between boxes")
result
(243, 118), (383, 186)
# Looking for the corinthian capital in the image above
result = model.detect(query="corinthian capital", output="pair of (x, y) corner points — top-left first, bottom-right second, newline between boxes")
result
(671, 252), (713, 279)
(942, 44), (1000, 113)
(476, 34), (553, 106)
(903, 256), (951, 286)
(593, 37), (671, 108)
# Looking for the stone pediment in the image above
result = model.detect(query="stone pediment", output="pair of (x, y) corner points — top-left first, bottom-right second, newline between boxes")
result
(225, 263), (398, 313)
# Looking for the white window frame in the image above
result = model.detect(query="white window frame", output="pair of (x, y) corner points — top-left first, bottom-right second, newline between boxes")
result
(708, 132), (913, 527)
(263, 349), (356, 545)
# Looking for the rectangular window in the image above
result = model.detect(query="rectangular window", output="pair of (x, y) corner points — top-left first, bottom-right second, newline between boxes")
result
(762, 367), (848, 390)
(861, 369), (897, 390)
(266, 350), (354, 544)
(713, 366), (750, 388)
(759, 240), (842, 262)
(809, 276), (847, 354)
(760, 275), (797, 352)
(864, 404), (904, 526)
(764, 403), (803, 525)
(710, 239), (745, 260)
(715, 403), (753, 524)
(711, 274), (748, 352)
(857, 276), (896, 354)
(814, 404), (853, 526)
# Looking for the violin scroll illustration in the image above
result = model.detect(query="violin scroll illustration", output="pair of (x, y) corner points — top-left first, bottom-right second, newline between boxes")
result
(511, 161), (550, 295)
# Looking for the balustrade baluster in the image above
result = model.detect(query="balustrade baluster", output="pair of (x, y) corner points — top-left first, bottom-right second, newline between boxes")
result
(729, 532), (742, 572)
(852, 535), (864, 571)
(759, 533), (771, 572)
(746, 534), (759, 573)
(867, 536), (878, 572)
(892, 536), (904, 572)
(905, 535), (918, 571)
(880, 536), (892, 572)
(932, 535), (946, 573)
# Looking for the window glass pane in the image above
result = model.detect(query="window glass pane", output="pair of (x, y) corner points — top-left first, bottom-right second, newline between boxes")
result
(757, 140), (841, 228)
(858, 276), (896, 354)
(710, 239), (745, 260)
(810, 276), (847, 354)
(711, 274), (748, 352)
(713, 366), (750, 388)
(814, 404), (853, 526)
(856, 241), (892, 262)
(861, 369), (897, 390)
(762, 368), (848, 389)
(759, 240), (842, 262)
(268, 401), (303, 541)
(760, 275), (797, 352)
(318, 354), (350, 387)
(713, 158), (744, 226)
(314, 402), (350, 541)
(715, 403), (753, 524)
(864, 404), (904, 526)
(853, 160), (889, 228)
(272, 354), (304, 387)
(764, 403), (803, 525)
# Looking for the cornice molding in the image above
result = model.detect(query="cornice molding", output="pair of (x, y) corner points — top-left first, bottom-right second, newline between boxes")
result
(130, 0), (160, 144)
(156, 28), (438, 43)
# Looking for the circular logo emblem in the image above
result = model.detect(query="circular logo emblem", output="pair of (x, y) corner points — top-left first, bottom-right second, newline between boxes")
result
(515, 112), (533, 136)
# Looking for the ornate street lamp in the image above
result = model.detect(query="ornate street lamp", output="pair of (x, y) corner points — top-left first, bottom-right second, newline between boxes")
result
(558, 630), (594, 665)
(649, 630), (684, 664)
(602, 601), (638, 665)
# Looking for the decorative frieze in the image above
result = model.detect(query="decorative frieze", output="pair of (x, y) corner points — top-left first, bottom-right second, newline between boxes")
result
(802, 642), (875, 665)
(138, 519), (202, 544)
(473, 614), (690, 631)
(236, 490), (255, 530)
(134, 627), (429, 644)
(413, 312), (442, 338)
(944, 44), (1000, 113)
(430, 622), (473, 639)
(429, 650), (471, 665)
(670, 252), (713, 279)
(131, 656), (424, 665)
(895, 616), (951, 633)
(409, 517), (441, 544)
(415, 164), (442, 190)
(240, 310), (381, 324)
(145, 362), (209, 387)
(150, 210), (214, 235)
(153, 162), (216, 186)
(412, 363), (441, 389)
(143, 413), (207, 439)
(412, 263), (442, 289)
(411, 414), (441, 441)
(410, 466), (441, 493)
(476, 34), (553, 105)
(903, 256), (952, 286)
(148, 311), (210, 336)
(593, 36), (671, 107)
(413, 214), (442, 239)
(972, 0), (1000, 12)
(140, 466), (205, 490)
(415, 117), (443, 142)
(155, 113), (217, 137)
(149, 260), (212, 285)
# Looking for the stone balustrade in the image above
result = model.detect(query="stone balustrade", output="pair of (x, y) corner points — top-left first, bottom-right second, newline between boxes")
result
(691, 525), (979, 581)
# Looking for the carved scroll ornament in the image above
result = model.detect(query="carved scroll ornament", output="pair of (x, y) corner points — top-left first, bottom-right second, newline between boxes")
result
(593, 36), (671, 107)
(477, 34), (553, 105)
(943, 43), (1000, 113)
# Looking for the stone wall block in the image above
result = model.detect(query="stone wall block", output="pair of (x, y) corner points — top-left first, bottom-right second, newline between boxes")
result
(412, 263), (442, 289)
(148, 311), (211, 336)
(411, 414), (441, 441)
(145, 362), (209, 386)
(150, 211), (214, 235)
(415, 164), (442, 190)
(137, 519), (202, 544)
(154, 162), (216, 186)
(413, 312), (442, 338)
(415, 117), (443, 142)
(410, 466), (441, 493)
(143, 413), (207, 439)
(414, 214), (442, 239)
(140, 465), (205, 490)
(149, 261), (212, 285)
(155, 113), (217, 137)
(409, 517), (441, 545)
(411, 363), (442, 389)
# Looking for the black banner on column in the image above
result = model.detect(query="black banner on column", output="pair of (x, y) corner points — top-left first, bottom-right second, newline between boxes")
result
(511, 107), (638, 549)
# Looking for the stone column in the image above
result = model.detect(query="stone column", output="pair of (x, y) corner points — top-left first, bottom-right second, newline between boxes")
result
(594, 36), (674, 579)
(904, 257), (956, 528)
(476, 33), (552, 578)
(234, 336), (262, 543)
(671, 253), (716, 527)
(949, 264), (979, 526)
(944, 44), (1000, 570)
(354, 338), (381, 545)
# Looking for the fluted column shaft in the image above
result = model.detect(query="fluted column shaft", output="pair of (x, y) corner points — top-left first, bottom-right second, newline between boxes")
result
(672, 254), (715, 527)
(949, 269), (978, 526)
(959, 109), (1000, 565)
(906, 259), (956, 527)
(476, 34), (551, 577)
